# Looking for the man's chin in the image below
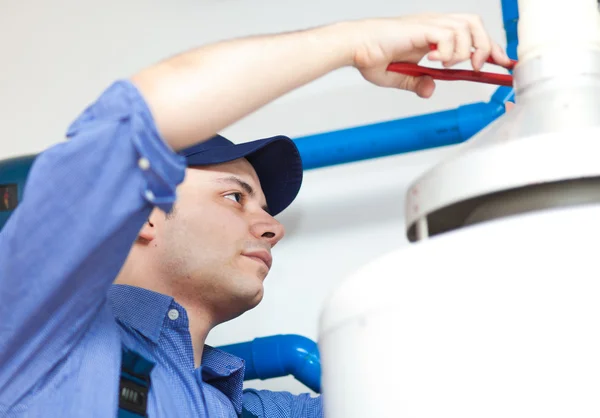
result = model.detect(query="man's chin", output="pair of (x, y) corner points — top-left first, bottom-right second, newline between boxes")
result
(219, 287), (264, 323)
(247, 282), (264, 307)
(246, 294), (263, 311)
(235, 274), (265, 307)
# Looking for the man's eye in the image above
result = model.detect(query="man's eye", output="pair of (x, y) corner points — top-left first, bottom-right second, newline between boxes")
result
(224, 192), (243, 203)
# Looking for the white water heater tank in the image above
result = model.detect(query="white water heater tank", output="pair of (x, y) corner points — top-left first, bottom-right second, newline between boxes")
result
(319, 205), (600, 417)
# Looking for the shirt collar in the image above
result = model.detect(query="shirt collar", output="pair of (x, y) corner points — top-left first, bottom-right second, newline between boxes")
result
(201, 346), (245, 413)
(108, 284), (246, 414)
(108, 284), (174, 343)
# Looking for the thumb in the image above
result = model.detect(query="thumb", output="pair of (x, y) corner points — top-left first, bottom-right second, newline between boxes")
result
(400, 74), (436, 98)
(360, 68), (436, 97)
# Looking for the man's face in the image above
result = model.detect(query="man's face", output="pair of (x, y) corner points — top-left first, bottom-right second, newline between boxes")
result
(147, 157), (285, 323)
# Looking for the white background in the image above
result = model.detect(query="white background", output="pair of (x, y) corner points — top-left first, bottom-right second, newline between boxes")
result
(2, 0), (509, 394)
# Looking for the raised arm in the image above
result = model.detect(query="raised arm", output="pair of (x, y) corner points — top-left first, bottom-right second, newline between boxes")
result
(131, 14), (511, 151)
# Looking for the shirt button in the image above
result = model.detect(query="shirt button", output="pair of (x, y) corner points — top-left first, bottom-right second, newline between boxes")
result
(168, 309), (179, 320)
(138, 157), (151, 170)
(145, 190), (155, 201)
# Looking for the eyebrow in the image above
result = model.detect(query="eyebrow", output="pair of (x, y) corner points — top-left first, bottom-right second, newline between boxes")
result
(215, 176), (270, 214)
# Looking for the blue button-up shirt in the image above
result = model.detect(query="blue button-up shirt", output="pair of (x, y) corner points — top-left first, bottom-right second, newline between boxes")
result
(0, 80), (322, 417)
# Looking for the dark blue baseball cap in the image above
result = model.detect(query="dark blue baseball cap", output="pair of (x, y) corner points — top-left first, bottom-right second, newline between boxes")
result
(179, 134), (303, 216)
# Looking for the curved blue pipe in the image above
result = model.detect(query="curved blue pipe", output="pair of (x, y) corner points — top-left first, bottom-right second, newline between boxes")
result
(217, 334), (321, 393)
(293, 96), (508, 170)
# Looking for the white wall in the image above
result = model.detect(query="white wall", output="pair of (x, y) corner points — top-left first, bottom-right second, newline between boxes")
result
(2, 0), (508, 394)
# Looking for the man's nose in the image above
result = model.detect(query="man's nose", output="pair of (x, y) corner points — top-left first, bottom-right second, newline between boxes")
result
(250, 213), (285, 247)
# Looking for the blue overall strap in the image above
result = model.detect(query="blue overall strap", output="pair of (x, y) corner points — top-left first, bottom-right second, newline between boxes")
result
(118, 346), (155, 418)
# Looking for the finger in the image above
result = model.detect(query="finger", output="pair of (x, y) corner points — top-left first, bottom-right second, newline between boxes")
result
(452, 14), (491, 71)
(367, 68), (436, 97)
(429, 16), (474, 67)
(425, 26), (456, 63)
(504, 101), (515, 112)
(445, 22), (473, 67)
(490, 41), (512, 67)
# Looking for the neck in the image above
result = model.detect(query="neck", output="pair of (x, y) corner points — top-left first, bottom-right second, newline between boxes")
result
(115, 250), (218, 368)
(182, 304), (216, 367)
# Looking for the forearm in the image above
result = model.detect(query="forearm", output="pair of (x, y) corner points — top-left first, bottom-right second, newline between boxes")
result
(130, 22), (356, 151)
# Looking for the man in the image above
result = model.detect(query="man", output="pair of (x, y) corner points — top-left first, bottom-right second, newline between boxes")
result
(0, 13), (511, 417)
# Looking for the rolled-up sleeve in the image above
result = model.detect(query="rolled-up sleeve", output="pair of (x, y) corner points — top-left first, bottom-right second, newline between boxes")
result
(63, 80), (185, 212)
(243, 389), (323, 418)
(0, 80), (186, 399)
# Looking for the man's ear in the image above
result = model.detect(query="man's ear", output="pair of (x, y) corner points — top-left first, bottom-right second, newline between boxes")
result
(138, 219), (157, 243)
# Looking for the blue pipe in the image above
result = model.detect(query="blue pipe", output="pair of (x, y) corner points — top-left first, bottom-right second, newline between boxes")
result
(501, 0), (519, 60)
(490, 85), (515, 105)
(294, 97), (507, 170)
(217, 334), (321, 393)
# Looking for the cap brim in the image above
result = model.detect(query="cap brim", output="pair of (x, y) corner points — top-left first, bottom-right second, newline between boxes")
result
(185, 135), (303, 216)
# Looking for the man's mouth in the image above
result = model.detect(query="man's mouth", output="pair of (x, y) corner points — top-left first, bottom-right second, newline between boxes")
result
(242, 250), (272, 270)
